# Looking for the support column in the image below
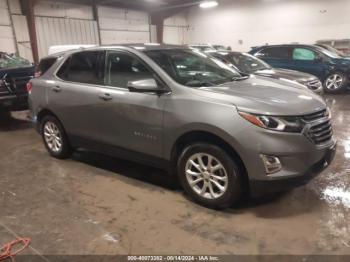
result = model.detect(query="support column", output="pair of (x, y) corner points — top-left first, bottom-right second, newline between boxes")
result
(20, 0), (39, 64)
(92, 0), (102, 45)
(155, 19), (164, 43)
(150, 14), (164, 43)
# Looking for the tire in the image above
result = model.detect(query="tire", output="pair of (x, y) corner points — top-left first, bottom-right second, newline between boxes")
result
(177, 143), (242, 209)
(324, 72), (348, 94)
(40, 115), (72, 159)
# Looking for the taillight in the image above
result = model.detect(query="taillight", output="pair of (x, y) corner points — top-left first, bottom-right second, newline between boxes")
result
(26, 82), (33, 93)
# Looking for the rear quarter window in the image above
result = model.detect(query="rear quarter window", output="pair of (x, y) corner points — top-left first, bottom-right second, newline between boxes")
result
(56, 51), (104, 85)
(38, 57), (58, 75)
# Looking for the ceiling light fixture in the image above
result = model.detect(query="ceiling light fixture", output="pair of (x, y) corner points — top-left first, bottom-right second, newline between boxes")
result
(199, 0), (218, 8)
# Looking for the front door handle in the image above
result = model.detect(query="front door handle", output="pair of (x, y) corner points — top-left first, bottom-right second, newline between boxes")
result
(52, 86), (61, 92)
(99, 93), (113, 101)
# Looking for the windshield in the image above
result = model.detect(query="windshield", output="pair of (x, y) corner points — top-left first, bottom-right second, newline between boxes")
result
(315, 46), (342, 59)
(0, 53), (32, 69)
(145, 49), (243, 87)
(226, 53), (271, 73)
(213, 45), (228, 51)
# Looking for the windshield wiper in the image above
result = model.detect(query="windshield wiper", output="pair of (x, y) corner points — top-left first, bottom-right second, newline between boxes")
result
(186, 80), (216, 87)
(231, 75), (249, 81)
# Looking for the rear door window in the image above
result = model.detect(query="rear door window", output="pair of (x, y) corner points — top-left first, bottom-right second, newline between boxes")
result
(257, 47), (291, 59)
(292, 48), (316, 61)
(56, 51), (105, 85)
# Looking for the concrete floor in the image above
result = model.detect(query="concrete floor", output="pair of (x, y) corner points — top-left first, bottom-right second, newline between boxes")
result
(0, 94), (350, 258)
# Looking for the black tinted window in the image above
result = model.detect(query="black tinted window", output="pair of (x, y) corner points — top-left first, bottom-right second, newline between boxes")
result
(105, 52), (154, 88)
(257, 47), (291, 59)
(38, 57), (57, 75)
(57, 51), (104, 84)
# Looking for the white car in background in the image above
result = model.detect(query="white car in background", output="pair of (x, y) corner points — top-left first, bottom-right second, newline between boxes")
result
(48, 45), (96, 55)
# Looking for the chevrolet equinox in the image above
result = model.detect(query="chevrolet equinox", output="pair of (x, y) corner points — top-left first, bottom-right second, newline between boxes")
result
(29, 44), (336, 209)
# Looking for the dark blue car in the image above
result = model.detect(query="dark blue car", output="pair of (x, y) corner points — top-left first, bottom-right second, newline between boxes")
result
(249, 44), (350, 93)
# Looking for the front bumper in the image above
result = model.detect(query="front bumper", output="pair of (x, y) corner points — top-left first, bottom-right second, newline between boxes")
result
(249, 141), (336, 195)
(227, 113), (336, 196)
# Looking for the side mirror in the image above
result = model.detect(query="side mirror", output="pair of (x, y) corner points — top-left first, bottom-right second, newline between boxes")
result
(127, 79), (167, 94)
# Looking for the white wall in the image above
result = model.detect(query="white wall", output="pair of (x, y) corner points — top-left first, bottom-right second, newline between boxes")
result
(98, 6), (150, 44)
(164, 14), (189, 45)
(0, 0), (17, 54)
(187, 0), (350, 52)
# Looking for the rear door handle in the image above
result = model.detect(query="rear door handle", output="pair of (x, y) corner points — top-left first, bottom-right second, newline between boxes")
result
(52, 86), (61, 92)
(99, 93), (113, 101)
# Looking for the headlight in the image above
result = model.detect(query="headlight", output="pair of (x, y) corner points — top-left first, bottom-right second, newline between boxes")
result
(238, 111), (304, 132)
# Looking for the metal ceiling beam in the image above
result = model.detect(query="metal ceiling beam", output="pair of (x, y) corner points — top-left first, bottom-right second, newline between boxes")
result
(151, 1), (201, 13)
(98, 0), (166, 11)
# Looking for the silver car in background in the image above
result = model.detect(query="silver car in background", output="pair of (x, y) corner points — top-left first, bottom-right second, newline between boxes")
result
(210, 51), (324, 94)
(29, 44), (336, 209)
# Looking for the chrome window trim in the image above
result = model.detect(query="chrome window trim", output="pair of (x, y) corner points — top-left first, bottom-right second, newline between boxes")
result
(52, 48), (172, 95)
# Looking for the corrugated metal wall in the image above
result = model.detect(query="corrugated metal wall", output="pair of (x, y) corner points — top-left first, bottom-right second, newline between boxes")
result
(12, 15), (33, 62)
(164, 14), (190, 45)
(34, 1), (99, 58)
(98, 6), (150, 44)
(1, 0), (188, 60)
(35, 17), (99, 58)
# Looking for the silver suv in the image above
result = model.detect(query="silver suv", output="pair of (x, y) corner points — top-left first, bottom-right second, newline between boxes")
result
(29, 44), (336, 209)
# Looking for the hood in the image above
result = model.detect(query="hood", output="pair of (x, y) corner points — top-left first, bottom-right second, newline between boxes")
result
(254, 68), (317, 83)
(194, 75), (325, 116)
(0, 65), (35, 78)
(333, 57), (350, 66)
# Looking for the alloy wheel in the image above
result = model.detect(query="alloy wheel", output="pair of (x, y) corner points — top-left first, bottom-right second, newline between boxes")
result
(43, 121), (62, 153)
(325, 74), (344, 90)
(185, 153), (229, 200)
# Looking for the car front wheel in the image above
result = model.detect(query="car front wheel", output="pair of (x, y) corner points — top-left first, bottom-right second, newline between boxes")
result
(324, 72), (348, 93)
(177, 143), (242, 209)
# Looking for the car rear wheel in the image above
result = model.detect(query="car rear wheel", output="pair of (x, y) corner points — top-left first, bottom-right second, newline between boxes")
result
(177, 143), (242, 209)
(40, 115), (72, 159)
(324, 72), (348, 93)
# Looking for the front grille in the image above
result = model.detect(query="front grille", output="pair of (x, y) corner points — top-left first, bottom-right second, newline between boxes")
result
(303, 109), (333, 145)
(0, 82), (10, 97)
(306, 80), (322, 91)
(0, 74), (33, 97)
(307, 120), (333, 144)
(302, 109), (328, 122)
